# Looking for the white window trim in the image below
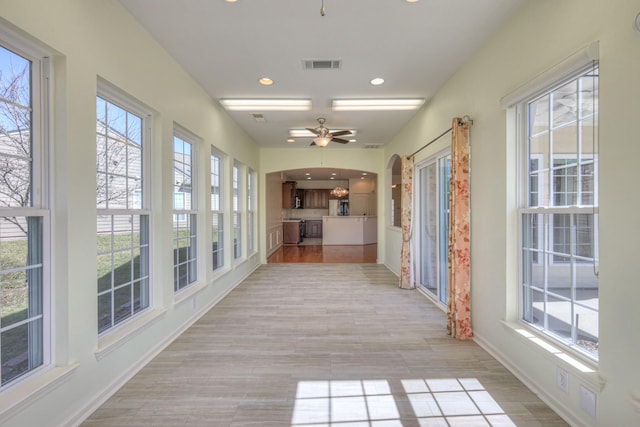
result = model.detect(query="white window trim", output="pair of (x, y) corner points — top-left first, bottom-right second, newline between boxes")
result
(96, 81), (154, 338)
(0, 34), (52, 389)
(232, 160), (245, 264)
(513, 52), (599, 362)
(210, 146), (228, 274)
(247, 167), (257, 256)
(172, 124), (200, 293)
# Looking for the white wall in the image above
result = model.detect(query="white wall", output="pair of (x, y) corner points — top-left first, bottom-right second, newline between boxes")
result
(384, 0), (640, 425)
(0, 1), (260, 426)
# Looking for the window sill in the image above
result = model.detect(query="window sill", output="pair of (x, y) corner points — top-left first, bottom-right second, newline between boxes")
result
(0, 363), (79, 424)
(500, 320), (605, 392)
(173, 281), (208, 307)
(95, 308), (167, 361)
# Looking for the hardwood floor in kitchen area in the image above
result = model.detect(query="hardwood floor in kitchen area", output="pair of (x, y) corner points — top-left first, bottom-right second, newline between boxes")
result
(267, 241), (377, 263)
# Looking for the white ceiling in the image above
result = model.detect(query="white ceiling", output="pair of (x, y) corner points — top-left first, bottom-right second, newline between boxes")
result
(119, 0), (524, 149)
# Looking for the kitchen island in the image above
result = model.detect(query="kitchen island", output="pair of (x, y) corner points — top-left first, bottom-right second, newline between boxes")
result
(322, 215), (377, 245)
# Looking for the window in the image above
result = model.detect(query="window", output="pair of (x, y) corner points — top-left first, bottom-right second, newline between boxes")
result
(390, 156), (402, 227)
(210, 148), (224, 272)
(247, 168), (256, 254)
(96, 89), (150, 334)
(519, 65), (599, 359)
(0, 42), (49, 387)
(416, 152), (451, 304)
(232, 161), (242, 260)
(173, 130), (197, 291)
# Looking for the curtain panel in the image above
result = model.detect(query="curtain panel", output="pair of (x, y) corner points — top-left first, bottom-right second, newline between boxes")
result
(398, 155), (414, 289)
(447, 117), (472, 339)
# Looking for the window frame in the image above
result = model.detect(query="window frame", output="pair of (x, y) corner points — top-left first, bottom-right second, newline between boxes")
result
(232, 160), (243, 262)
(247, 167), (257, 255)
(96, 81), (152, 336)
(0, 38), (51, 388)
(210, 146), (226, 273)
(172, 126), (198, 292)
(517, 62), (599, 361)
(415, 149), (451, 306)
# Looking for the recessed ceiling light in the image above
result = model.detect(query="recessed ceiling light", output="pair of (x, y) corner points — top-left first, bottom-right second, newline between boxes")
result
(225, 0), (238, 3)
(405, 0), (419, 3)
(331, 172), (337, 176)
(258, 77), (274, 86)
(332, 99), (425, 111)
(305, 173), (310, 175)
(370, 77), (385, 86)
(307, 177), (312, 180)
(287, 139), (295, 143)
(349, 139), (357, 143)
(220, 99), (312, 111)
(362, 172), (367, 175)
(330, 176), (335, 180)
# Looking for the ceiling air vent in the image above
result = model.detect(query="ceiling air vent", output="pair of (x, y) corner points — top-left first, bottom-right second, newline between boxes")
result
(251, 113), (266, 123)
(364, 144), (383, 149)
(303, 59), (341, 70)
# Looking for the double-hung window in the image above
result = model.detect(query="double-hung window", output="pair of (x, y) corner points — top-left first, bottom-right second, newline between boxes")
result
(232, 161), (242, 260)
(519, 64), (599, 359)
(210, 148), (224, 272)
(247, 168), (256, 254)
(173, 129), (197, 291)
(96, 87), (150, 334)
(0, 41), (49, 387)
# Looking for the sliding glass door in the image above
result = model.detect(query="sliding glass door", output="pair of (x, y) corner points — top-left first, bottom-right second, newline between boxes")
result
(417, 152), (451, 304)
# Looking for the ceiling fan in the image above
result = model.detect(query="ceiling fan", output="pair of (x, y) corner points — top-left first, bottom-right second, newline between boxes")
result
(307, 118), (352, 147)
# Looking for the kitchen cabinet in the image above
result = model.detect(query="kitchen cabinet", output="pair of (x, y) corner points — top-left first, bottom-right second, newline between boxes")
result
(304, 189), (329, 209)
(283, 220), (301, 244)
(282, 181), (296, 209)
(305, 220), (323, 238)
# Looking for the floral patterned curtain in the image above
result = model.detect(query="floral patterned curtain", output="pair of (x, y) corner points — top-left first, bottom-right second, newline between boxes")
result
(399, 155), (414, 289)
(447, 117), (472, 339)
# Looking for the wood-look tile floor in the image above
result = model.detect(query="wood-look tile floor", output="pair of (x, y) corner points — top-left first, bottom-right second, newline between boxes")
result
(82, 264), (568, 427)
(267, 243), (377, 263)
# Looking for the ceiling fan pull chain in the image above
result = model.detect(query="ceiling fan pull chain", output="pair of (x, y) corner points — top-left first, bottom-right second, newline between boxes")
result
(320, 0), (326, 16)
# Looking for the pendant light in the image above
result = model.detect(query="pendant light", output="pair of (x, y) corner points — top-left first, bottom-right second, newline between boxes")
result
(330, 169), (348, 198)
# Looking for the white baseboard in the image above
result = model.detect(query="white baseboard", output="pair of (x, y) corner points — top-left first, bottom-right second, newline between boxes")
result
(473, 331), (587, 427)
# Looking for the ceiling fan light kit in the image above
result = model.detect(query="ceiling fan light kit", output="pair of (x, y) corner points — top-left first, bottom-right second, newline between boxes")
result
(306, 118), (353, 147)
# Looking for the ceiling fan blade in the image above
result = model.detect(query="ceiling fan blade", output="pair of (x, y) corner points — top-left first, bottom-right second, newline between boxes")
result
(331, 137), (350, 144)
(310, 141), (316, 146)
(329, 130), (351, 137)
(306, 127), (320, 135)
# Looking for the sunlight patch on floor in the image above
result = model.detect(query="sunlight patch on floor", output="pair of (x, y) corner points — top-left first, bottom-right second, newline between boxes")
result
(290, 378), (516, 426)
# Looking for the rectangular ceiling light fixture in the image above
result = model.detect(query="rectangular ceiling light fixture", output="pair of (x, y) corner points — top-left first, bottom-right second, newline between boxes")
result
(289, 129), (357, 137)
(332, 98), (425, 111)
(220, 99), (312, 111)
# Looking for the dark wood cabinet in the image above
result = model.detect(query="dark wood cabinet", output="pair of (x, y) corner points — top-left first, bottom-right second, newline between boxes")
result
(306, 220), (323, 238)
(303, 189), (329, 209)
(283, 221), (300, 244)
(282, 182), (296, 209)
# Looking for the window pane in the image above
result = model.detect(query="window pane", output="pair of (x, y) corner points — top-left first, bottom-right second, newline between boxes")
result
(113, 284), (132, 325)
(552, 81), (577, 128)
(546, 294), (571, 341)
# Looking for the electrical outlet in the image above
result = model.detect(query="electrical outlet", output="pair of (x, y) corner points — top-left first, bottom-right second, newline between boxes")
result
(557, 367), (569, 393)
(580, 385), (596, 418)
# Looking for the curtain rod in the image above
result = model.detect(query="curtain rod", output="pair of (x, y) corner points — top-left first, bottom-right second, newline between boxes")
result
(407, 115), (472, 159)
